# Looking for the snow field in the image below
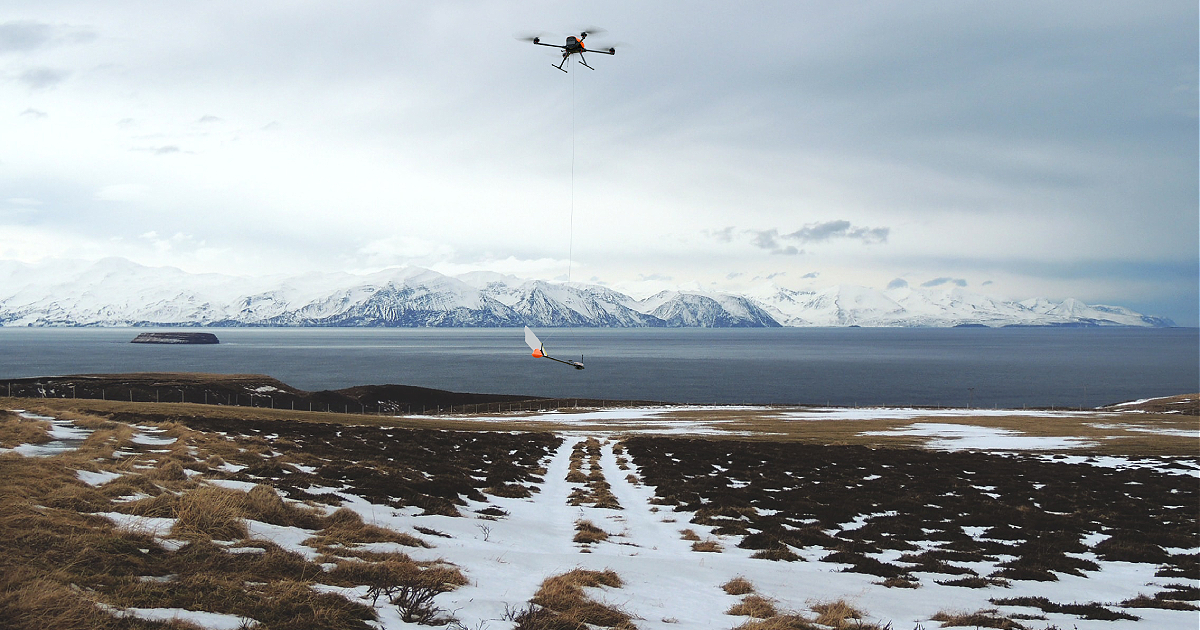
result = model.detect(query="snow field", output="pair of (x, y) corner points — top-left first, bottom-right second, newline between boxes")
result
(298, 436), (1194, 630)
(5, 406), (1197, 629)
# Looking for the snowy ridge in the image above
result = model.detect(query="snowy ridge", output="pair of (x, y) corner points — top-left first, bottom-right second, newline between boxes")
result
(0, 258), (1175, 328)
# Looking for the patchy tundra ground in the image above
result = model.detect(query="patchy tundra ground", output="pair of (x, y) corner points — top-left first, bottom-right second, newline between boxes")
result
(0, 396), (1196, 630)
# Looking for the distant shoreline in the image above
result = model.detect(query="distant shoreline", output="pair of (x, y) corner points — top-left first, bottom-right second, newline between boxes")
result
(1, 372), (1195, 416)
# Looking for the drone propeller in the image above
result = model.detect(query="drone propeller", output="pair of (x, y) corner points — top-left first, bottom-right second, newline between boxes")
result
(574, 26), (607, 38)
(514, 31), (555, 44)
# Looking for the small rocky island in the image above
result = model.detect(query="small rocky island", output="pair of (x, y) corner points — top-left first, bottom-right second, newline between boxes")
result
(130, 332), (220, 344)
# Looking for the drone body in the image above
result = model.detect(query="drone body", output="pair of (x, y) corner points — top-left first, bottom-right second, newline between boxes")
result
(528, 31), (616, 72)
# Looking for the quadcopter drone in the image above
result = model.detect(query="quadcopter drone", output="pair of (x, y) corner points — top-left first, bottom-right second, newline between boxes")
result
(523, 31), (615, 72)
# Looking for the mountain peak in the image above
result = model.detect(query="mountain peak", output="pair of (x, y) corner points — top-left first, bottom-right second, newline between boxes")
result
(0, 258), (1173, 328)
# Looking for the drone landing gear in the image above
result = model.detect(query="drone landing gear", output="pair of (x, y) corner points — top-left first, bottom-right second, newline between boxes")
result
(554, 54), (596, 73)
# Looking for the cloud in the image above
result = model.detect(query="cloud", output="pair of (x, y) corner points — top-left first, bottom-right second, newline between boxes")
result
(800, 272), (819, 279)
(749, 229), (780, 250)
(18, 67), (69, 89)
(0, 21), (53, 53)
(921, 277), (968, 288)
(746, 229), (804, 255)
(736, 221), (887, 254)
(887, 278), (909, 289)
(0, 20), (93, 54)
(197, 115), (222, 123)
(784, 220), (889, 244)
(19, 108), (46, 118)
(705, 226), (735, 243)
(154, 146), (181, 155)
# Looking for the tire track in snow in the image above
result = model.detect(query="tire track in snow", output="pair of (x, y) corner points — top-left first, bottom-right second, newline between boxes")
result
(576, 437), (750, 627)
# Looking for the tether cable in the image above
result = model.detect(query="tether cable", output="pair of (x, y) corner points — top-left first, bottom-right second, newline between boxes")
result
(568, 56), (576, 285)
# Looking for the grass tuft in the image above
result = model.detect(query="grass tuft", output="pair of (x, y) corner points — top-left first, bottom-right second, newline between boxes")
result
(722, 576), (755, 595)
(811, 600), (864, 628)
(751, 548), (801, 562)
(312, 507), (428, 548)
(732, 615), (820, 630)
(148, 459), (187, 481)
(520, 569), (632, 628)
(574, 519), (609, 544)
(170, 486), (248, 540)
(727, 595), (777, 618)
(930, 609), (1025, 629)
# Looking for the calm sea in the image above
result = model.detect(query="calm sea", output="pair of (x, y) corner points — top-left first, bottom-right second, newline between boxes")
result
(0, 327), (1196, 408)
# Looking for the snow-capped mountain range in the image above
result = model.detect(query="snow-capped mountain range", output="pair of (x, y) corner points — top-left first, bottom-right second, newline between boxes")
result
(0, 258), (1175, 328)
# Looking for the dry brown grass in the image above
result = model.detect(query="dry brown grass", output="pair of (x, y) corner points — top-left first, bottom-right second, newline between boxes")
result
(565, 469), (588, 483)
(564, 438), (623, 510)
(520, 569), (633, 629)
(486, 483), (533, 498)
(0, 573), (145, 630)
(678, 528), (701, 541)
(692, 539), (723, 553)
(750, 548), (801, 562)
(727, 595), (778, 618)
(328, 552), (468, 614)
(722, 577), (755, 595)
(930, 609), (1025, 629)
(310, 507), (429, 548)
(811, 600), (865, 628)
(574, 519), (609, 544)
(876, 576), (921, 588)
(732, 615), (820, 630)
(0, 404), (482, 630)
(171, 486), (248, 540)
(244, 483), (324, 529)
(0, 410), (52, 448)
(147, 459), (187, 481)
(117, 491), (179, 517)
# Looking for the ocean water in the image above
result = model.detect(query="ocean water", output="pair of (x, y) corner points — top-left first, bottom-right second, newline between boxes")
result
(0, 327), (1196, 408)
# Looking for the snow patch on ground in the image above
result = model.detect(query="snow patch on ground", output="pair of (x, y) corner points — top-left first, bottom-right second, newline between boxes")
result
(130, 433), (178, 446)
(860, 423), (1096, 450)
(1034, 454), (1200, 477)
(0, 410), (94, 457)
(97, 603), (258, 629)
(207, 479), (259, 492)
(783, 407), (1093, 421)
(244, 520), (320, 561)
(1090, 423), (1199, 438)
(96, 512), (178, 539)
(76, 469), (123, 486)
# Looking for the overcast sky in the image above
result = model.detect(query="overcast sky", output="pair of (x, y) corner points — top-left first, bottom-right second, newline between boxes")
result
(1, 1), (1196, 323)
